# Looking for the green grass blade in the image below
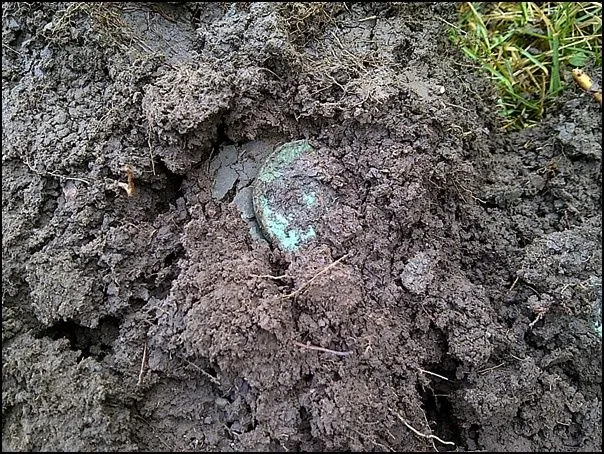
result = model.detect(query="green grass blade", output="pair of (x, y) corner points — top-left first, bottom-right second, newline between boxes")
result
(549, 32), (561, 94)
(450, 2), (601, 129)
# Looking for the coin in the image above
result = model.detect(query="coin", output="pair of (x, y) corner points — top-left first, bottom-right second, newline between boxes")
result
(252, 140), (333, 252)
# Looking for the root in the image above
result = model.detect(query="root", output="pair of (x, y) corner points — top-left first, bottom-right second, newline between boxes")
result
(23, 157), (91, 185)
(417, 367), (450, 381)
(250, 273), (292, 280)
(180, 356), (221, 386)
(283, 253), (351, 299)
(137, 343), (148, 387)
(390, 409), (455, 447)
(293, 341), (353, 357)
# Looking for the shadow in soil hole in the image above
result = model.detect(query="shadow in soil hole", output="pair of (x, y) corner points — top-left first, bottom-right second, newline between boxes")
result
(153, 160), (185, 214)
(143, 245), (185, 301)
(416, 364), (465, 451)
(36, 315), (120, 361)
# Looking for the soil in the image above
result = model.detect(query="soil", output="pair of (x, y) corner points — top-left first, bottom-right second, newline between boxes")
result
(2, 2), (601, 452)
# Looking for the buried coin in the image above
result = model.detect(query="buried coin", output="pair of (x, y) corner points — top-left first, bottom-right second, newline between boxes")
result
(252, 140), (333, 252)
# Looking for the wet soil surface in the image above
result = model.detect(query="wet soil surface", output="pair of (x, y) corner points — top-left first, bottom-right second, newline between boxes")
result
(2, 2), (601, 452)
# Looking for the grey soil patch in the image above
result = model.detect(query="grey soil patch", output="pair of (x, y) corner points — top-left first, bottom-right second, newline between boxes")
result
(208, 139), (276, 241)
(2, 2), (601, 452)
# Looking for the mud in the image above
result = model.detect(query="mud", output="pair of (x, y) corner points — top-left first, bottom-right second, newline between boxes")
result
(2, 2), (601, 452)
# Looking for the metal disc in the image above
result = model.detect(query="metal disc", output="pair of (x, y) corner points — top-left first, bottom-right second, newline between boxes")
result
(252, 140), (332, 252)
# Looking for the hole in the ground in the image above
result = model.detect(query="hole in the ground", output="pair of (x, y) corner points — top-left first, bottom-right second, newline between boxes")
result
(468, 423), (480, 442)
(212, 121), (234, 151)
(191, 6), (202, 26)
(298, 406), (312, 440)
(129, 297), (147, 311)
(204, 366), (219, 381)
(153, 160), (185, 214)
(415, 367), (463, 451)
(262, 55), (289, 80)
(147, 244), (184, 300)
(393, 39), (413, 68)
(38, 315), (120, 361)
(268, 252), (292, 283)
(244, 417), (257, 432)
(164, 251), (178, 267)
(197, 120), (234, 174)
(104, 189), (117, 203)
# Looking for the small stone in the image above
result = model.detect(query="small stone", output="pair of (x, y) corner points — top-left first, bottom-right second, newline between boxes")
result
(400, 251), (436, 295)
(215, 397), (228, 408)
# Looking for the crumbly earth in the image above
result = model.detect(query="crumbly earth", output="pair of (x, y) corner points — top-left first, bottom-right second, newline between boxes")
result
(2, 2), (601, 452)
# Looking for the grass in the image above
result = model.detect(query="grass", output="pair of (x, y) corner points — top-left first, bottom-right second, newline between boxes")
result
(39, 3), (136, 50)
(277, 2), (348, 46)
(449, 2), (602, 130)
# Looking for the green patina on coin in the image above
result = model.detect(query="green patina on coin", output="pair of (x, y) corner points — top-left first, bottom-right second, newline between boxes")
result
(256, 198), (316, 251)
(253, 140), (331, 252)
(256, 140), (311, 184)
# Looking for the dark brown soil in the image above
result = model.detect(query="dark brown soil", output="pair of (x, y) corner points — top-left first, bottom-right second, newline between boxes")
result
(2, 2), (601, 452)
